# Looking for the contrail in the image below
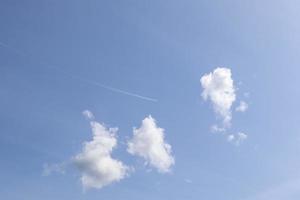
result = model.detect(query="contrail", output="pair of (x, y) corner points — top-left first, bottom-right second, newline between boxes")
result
(60, 71), (158, 102)
(83, 81), (158, 102)
(0, 41), (158, 103)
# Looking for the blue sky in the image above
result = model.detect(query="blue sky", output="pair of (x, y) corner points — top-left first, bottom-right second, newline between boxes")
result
(1, 0), (300, 199)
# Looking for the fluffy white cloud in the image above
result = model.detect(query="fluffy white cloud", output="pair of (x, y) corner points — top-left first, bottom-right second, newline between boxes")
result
(73, 114), (129, 189)
(127, 116), (174, 173)
(82, 110), (95, 120)
(227, 132), (248, 146)
(200, 67), (236, 127)
(236, 101), (248, 112)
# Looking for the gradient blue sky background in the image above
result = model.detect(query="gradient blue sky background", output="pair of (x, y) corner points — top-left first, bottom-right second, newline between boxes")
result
(1, 0), (300, 199)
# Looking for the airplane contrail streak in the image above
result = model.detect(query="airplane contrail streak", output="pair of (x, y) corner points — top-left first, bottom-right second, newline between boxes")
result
(0, 41), (158, 103)
(64, 72), (158, 102)
(86, 81), (158, 102)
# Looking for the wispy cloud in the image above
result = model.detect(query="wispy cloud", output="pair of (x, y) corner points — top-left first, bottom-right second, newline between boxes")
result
(227, 132), (248, 146)
(42, 162), (66, 176)
(236, 101), (249, 112)
(211, 124), (226, 133)
(82, 110), (95, 120)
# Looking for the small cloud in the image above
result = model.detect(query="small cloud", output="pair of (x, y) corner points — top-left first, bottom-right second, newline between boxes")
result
(236, 101), (248, 112)
(42, 162), (66, 176)
(211, 124), (226, 133)
(227, 132), (248, 146)
(82, 110), (94, 120)
(227, 134), (235, 142)
(73, 111), (129, 190)
(127, 116), (175, 173)
(200, 67), (236, 127)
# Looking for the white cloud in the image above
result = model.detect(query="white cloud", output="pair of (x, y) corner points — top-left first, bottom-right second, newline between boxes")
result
(127, 116), (174, 173)
(200, 68), (249, 145)
(73, 112), (129, 189)
(227, 132), (248, 146)
(236, 101), (248, 112)
(211, 124), (226, 133)
(82, 110), (94, 120)
(227, 134), (235, 142)
(200, 67), (236, 127)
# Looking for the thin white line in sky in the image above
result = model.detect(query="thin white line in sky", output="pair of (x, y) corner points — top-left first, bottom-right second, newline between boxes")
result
(86, 81), (158, 102)
(64, 72), (158, 102)
(0, 41), (158, 103)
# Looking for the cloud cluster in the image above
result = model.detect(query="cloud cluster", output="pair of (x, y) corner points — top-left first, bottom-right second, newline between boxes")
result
(201, 67), (236, 127)
(200, 68), (248, 145)
(47, 66), (250, 190)
(127, 116), (175, 173)
(73, 118), (129, 189)
(64, 111), (174, 189)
